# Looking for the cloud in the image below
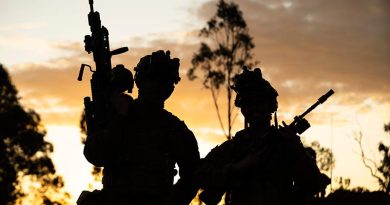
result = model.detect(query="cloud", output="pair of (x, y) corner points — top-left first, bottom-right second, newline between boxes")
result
(0, 22), (47, 32)
(0, 36), (84, 67)
(194, 0), (390, 107)
(0, 35), (48, 48)
(50, 42), (84, 54)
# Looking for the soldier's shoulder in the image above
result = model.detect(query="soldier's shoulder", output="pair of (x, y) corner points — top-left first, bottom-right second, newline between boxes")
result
(205, 138), (236, 162)
(161, 109), (188, 128)
(161, 109), (181, 121)
(211, 130), (248, 153)
(233, 129), (247, 138)
(231, 129), (249, 142)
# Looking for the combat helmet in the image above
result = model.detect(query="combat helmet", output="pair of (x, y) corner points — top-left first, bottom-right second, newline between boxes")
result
(231, 66), (278, 112)
(111, 64), (134, 93)
(134, 50), (181, 87)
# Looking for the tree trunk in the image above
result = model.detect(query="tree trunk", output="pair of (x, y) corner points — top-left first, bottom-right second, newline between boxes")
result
(227, 71), (232, 140)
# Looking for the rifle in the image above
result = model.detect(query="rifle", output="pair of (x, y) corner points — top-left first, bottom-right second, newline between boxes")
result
(284, 89), (334, 134)
(77, 0), (130, 136)
(234, 90), (335, 162)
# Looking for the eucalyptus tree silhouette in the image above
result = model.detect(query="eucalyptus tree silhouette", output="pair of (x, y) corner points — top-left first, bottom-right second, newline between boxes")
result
(0, 64), (70, 204)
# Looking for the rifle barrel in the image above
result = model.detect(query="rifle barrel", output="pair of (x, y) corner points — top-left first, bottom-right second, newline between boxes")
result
(297, 89), (334, 120)
(89, 0), (94, 12)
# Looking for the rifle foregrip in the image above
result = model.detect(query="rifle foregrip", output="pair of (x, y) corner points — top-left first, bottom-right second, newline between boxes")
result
(111, 47), (129, 56)
(78, 64), (85, 81)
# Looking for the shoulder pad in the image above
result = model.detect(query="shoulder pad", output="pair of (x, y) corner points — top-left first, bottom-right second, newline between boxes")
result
(161, 109), (188, 130)
(231, 129), (249, 141)
(233, 129), (246, 137)
(161, 109), (182, 124)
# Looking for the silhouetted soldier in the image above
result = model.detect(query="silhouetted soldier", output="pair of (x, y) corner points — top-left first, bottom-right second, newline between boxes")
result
(83, 50), (200, 205)
(195, 67), (322, 205)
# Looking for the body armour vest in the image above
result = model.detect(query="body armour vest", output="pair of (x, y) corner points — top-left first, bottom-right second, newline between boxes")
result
(102, 101), (185, 196)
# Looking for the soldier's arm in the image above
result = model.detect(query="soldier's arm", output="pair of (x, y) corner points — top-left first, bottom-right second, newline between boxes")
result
(194, 139), (241, 205)
(280, 129), (322, 195)
(195, 140), (237, 189)
(84, 95), (132, 167)
(169, 122), (200, 204)
(83, 115), (122, 167)
(292, 147), (322, 195)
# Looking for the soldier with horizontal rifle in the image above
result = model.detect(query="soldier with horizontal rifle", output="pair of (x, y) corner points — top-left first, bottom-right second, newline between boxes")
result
(195, 67), (331, 205)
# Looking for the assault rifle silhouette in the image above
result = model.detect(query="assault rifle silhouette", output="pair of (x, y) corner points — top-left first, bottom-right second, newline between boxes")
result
(77, 0), (130, 136)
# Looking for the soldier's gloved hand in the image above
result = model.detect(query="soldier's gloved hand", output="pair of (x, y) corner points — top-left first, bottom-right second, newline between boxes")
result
(279, 123), (301, 144)
(278, 124), (306, 161)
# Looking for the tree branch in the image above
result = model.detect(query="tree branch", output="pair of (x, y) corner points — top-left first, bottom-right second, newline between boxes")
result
(354, 131), (386, 188)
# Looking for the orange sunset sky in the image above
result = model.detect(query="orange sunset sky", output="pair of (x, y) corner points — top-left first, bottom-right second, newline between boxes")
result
(1, 0), (389, 203)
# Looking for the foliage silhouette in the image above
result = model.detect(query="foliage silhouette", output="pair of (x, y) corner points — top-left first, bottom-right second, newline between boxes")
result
(354, 123), (390, 193)
(378, 122), (390, 193)
(308, 141), (335, 172)
(188, 0), (257, 139)
(320, 189), (390, 205)
(0, 64), (70, 204)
